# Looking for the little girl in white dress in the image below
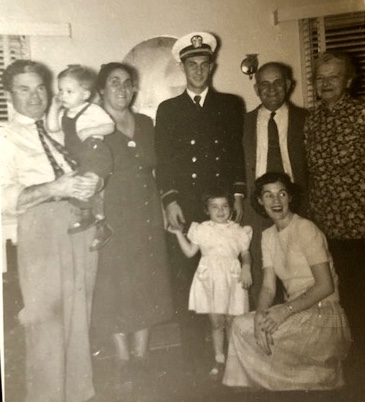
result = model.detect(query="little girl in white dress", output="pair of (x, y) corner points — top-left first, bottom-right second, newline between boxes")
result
(168, 188), (253, 379)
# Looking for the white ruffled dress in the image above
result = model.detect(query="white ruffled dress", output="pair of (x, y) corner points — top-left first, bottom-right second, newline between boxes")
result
(187, 220), (252, 315)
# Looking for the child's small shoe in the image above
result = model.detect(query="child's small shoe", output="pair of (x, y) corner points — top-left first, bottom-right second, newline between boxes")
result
(68, 209), (98, 234)
(89, 220), (114, 251)
(209, 362), (225, 381)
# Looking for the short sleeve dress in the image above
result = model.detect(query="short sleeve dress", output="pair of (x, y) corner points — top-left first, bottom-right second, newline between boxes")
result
(91, 114), (174, 339)
(187, 220), (252, 316)
(223, 214), (351, 390)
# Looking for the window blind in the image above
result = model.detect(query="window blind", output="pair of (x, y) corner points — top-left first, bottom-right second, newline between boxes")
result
(300, 11), (365, 108)
(0, 35), (30, 122)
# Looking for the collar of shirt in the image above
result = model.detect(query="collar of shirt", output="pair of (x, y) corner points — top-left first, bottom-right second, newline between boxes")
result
(7, 111), (69, 173)
(65, 101), (89, 118)
(186, 87), (209, 106)
(319, 92), (351, 115)
(256, 102), (293, 180)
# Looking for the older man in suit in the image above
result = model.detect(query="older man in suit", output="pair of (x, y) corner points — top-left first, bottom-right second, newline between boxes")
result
(243, 62), (308, 307)
(155, 31), (245, 374)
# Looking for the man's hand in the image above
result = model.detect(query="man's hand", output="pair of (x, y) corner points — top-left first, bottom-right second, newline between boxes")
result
(233, 195), (244, 224)
(73, 172), (100, 201)
(166, 201), (185, 230)
(49, 172), (78, 198)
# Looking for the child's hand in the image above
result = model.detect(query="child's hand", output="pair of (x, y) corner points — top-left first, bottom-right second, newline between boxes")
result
(167, 225), (183, 234)
(51, 94), (63, 109)
(239, 266), (252, 289)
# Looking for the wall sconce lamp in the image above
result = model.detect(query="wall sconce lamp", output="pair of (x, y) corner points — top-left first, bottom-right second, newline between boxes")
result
(240, 54), (259, 79)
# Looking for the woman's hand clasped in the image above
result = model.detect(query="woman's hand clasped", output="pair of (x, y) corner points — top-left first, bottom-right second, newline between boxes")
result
(254, 311), (274, 355)
(261, 304), (290, 335)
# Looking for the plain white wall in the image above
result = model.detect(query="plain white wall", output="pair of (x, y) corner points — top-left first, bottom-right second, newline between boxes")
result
(1, 0), (356, 111)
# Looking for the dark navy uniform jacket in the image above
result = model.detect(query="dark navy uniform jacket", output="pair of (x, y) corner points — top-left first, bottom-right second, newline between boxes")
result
(155, 88), (245, 225)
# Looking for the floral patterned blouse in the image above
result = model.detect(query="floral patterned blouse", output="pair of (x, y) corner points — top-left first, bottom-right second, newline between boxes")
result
(304, 93), (365, 239)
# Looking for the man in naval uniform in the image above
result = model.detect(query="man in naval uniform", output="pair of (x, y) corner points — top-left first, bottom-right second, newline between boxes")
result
(155, 31), (245, 375)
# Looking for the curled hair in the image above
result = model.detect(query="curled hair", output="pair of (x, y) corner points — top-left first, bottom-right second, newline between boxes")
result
(202, 187), (235, 211)
(2, 59), (51, 92)
(313, 51), (357, 82)
(96, 62), (138, 92)
(251, 172), (301, 218)
(58, 65), (97, 96)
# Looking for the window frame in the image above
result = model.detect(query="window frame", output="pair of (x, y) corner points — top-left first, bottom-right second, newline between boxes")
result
(0, 35), (31, 122)
(300, 11), (365, 108)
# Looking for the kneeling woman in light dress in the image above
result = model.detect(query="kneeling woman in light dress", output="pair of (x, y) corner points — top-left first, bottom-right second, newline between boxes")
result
(223, 172), (351, 390)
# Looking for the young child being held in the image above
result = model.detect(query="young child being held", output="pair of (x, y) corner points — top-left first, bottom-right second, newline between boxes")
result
(168, 188), (253, 379)
(47, 65), (115, 250)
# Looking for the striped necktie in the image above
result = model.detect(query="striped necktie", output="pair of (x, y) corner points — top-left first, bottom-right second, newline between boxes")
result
(35, 120), (77, 178)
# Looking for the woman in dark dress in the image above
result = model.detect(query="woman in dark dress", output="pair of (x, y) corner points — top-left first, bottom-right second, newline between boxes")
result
(91, 63), (173, 380)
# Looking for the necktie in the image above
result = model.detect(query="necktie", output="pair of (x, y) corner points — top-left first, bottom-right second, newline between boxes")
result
(194, 95), (202, 109)
(266, 112), (284, 173)
(35, 120), (77, 178)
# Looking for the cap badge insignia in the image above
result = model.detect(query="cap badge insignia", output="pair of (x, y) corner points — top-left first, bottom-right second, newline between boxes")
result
(191, 35), (203, 49)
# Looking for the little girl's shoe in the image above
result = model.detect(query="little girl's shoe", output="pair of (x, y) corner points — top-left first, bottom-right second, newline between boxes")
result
(209, 362), (225, 381)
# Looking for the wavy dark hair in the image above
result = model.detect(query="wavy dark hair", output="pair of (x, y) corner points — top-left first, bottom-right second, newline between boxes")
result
(96, 62), (138, 92)
(202, 187), (235, 212)
(251, 172), (301, 218)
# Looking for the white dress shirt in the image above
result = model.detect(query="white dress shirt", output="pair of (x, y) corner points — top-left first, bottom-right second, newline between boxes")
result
(186, 87), (209, 106)
(1, 112), (71, 216)
(255, 103), (293, 180)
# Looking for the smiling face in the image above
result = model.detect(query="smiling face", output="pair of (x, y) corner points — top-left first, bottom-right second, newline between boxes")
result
(58, 76), (90, 110)
(181, 55), (213, 94)
(8, 72), (48, 119)
(206, 197), (231, 224)
(254, 65), (291, 111)
(258, 181), (293, 228)
(315, 59), (352, 109)
(100, 68), (135, 112)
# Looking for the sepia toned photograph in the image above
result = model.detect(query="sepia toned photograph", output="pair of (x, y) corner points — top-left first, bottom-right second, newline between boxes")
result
(1, 1), (364, 401)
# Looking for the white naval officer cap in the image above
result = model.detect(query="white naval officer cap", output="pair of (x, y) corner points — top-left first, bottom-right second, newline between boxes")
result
(172, 31), (217, 62)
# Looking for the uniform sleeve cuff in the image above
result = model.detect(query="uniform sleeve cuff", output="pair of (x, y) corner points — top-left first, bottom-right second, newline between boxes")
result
(161, 190), (178, 209)
(234, 182), (247, 198)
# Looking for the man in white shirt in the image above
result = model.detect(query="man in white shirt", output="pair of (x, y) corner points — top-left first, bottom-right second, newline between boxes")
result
(1, 60), (100, 402)
(243, 62), (308, 307)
